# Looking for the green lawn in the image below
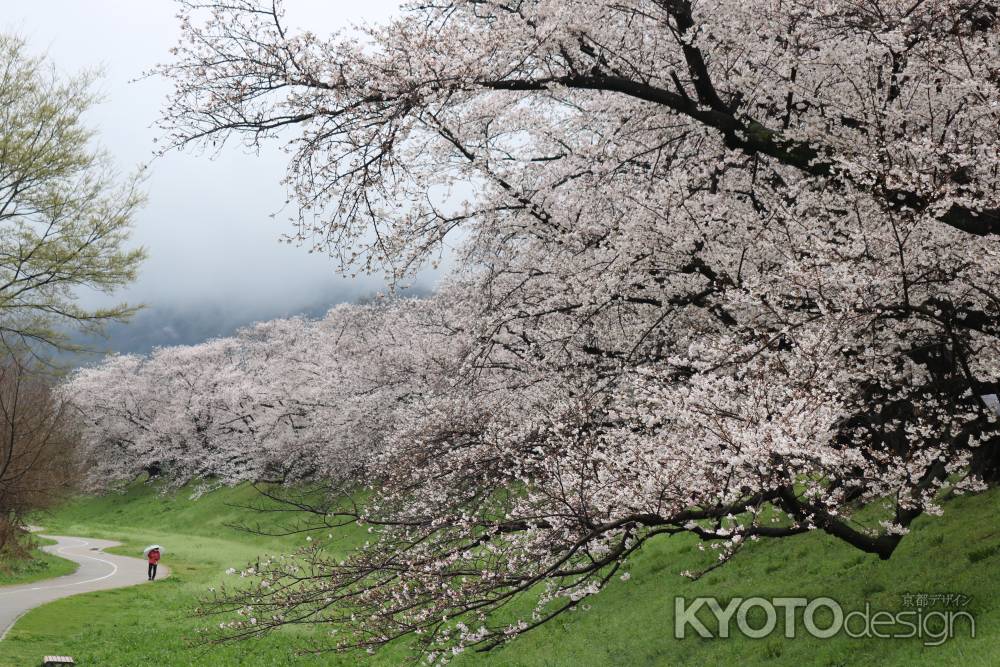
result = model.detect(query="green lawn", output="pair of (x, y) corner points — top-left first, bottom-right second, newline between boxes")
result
(0, 535), (78, 587)
(1, 482), (997, 666)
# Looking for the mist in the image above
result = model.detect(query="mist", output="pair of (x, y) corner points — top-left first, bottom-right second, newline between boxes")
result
(5, 0), (432, 355)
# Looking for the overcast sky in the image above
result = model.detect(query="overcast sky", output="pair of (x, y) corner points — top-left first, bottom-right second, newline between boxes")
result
(5, 1), (424, 335)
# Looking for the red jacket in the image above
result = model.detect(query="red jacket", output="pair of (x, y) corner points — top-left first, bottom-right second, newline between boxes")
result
(148, 550), (160, 564)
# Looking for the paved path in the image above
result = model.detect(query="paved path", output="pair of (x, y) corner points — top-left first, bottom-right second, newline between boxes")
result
(0, 534), (168, 640)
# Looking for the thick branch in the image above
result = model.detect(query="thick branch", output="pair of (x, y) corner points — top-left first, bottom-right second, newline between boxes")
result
(485, 74), (1000, 235)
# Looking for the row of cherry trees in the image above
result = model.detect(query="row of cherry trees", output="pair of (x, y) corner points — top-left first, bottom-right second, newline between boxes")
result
(62, 298), (466, 491)
(64, 0), (1000, 660)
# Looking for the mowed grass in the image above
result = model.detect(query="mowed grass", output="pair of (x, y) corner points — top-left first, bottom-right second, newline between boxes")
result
(0, 535), (78, 586)
(1, 482), (383, 667)
(1, 482), (998, 666)
(470, 489), (1000, 667)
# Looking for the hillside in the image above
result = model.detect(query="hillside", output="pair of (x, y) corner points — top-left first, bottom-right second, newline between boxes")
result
(0, 536), (77, 587)
(1, 483), (997, 666)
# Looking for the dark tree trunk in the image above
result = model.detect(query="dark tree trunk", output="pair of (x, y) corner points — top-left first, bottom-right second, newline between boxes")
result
(971, 443), (1000, 485)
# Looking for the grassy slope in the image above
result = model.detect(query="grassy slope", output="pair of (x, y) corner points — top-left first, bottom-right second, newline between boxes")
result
(0, 535), (78, 587)
(1, 483), (998, 666)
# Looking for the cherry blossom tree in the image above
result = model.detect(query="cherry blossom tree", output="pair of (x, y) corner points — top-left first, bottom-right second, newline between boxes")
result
(86, 0), (1000, 657)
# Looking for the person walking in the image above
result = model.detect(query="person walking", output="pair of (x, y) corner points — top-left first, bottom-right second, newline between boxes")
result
(147, 547), (161, 581)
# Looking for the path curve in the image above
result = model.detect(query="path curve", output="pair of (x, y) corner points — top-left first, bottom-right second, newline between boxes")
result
(0, 534), (169, 640)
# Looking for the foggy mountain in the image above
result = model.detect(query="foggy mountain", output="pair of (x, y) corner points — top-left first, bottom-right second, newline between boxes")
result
(65, 285), (432, 367)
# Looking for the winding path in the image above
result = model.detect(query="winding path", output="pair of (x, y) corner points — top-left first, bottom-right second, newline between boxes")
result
(0, 534), (168, 640)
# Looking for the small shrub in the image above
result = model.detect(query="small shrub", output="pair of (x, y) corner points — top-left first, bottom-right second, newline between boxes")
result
(967, 543), (1000, 563)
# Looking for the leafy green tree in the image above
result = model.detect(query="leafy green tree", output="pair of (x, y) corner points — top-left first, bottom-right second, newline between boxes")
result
(0, 34), (145, 355)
